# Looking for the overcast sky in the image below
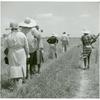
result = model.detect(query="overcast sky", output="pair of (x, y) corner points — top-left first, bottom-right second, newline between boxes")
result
(1, 2), (99, 37)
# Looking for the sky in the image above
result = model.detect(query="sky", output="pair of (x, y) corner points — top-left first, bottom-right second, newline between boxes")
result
(1, 2), (99, 37)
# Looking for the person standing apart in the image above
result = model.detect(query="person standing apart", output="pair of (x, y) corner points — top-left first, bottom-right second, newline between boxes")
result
(4, 22), (29, 89)
(61, 32), (69, 52)
(81, 29), (99, 70)
(47, 33), (58, 59)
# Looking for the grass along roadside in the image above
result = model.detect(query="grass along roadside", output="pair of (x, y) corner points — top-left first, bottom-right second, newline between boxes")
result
(1, 42), (99, 98)
(74, 47), (99, 98)
(1, 46), (81, 98)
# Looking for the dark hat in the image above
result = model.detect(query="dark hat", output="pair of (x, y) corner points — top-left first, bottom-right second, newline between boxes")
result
(63, 32), (66, 34)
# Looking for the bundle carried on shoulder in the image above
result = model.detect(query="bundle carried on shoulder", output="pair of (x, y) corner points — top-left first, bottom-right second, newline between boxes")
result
(47, 36), (58, 44)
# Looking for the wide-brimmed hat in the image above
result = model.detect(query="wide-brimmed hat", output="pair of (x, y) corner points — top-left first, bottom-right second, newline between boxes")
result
(52, 32), (55, 36)
(19, 17), (37, 28)
(82, 28), (90, 34)
(52, 32), (58, 37)
(5, 22), (19, 30)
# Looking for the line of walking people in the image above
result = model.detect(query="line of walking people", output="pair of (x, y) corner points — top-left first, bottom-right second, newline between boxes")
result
(3, 17), (70, 90)
(4, 17), (44, 89)
(3, 17), (99, 90)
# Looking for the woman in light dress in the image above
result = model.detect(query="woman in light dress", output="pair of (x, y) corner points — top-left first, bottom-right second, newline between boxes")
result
(4, 22), (29, 89)
(19, 17), (43, 78)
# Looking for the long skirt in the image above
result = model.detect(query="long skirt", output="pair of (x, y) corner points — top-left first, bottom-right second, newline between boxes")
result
(8, 48), (27, 79)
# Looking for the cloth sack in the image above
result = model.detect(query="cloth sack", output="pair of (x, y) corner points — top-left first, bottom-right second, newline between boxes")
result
(47, 36), (58, 44)
(4, 48), (9, 64)
(85, 45), (92, 50)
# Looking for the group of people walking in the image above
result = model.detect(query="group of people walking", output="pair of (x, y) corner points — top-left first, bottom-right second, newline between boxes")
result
(47, 31), (69, 59)
(4, 17), (45, 89)
(3, 17), (99, 90)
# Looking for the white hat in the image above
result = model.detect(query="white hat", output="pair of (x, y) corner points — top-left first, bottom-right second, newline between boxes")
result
(52, 33), (55, 36)
(82, 28), (90, 34)
(52, 32), (57, 36)
(19, 17), (37, 28)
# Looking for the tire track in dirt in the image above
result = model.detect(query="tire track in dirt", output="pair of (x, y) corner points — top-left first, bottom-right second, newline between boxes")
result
(75, 58), (99, 98)
(75, 70), (90, 98)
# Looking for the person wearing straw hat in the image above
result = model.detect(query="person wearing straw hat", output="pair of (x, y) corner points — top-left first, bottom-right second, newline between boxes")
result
(81, 29), (99, 70)
(19, 17), (42, 77)
(47, 33), (58, 59)
(61, 32), (69, 52)
(4, 22), (29, 89)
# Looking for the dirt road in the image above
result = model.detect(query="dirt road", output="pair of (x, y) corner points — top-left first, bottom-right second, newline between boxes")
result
(75, 54), (99, 98)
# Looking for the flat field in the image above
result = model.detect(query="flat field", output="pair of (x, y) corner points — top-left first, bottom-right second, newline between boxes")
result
(0, 38), (99, 98)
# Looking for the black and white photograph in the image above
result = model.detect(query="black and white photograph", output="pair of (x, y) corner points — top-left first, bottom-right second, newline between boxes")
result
(0, 1), (100, 98)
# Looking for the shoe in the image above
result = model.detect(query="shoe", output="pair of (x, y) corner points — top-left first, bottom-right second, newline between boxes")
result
(82, 65), (86, 70)
(83, 68), (86, 70)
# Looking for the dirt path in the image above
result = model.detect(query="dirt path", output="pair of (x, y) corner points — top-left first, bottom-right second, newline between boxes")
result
(75, 63), (99, 98)
(75, 70), (90, 98)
